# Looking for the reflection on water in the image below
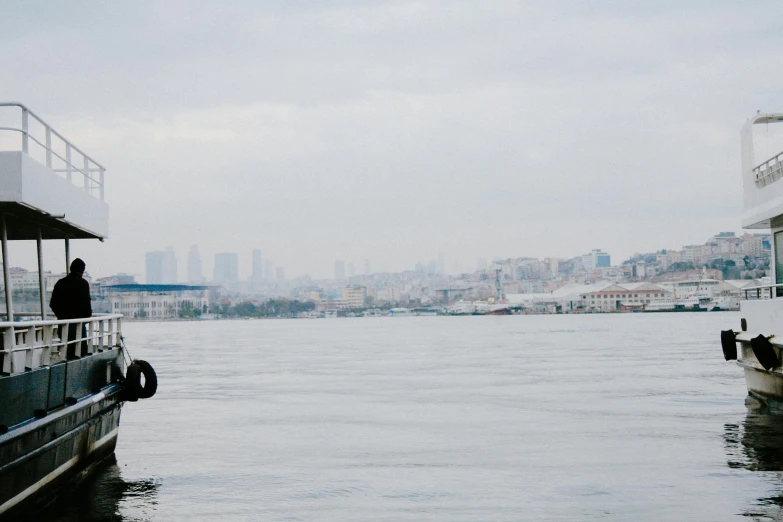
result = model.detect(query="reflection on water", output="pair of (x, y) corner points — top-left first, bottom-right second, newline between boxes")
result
(725, 403), (783, 519)
(33, 456), (160, 522)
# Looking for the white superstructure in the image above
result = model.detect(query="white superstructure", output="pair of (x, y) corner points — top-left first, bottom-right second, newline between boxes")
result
(723, 112), (783, 404)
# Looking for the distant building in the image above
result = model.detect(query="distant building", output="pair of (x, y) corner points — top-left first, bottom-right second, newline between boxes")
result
(437, 252), (446, 274)
(264, 260), (273, 281)
(187, 245), (203, 283)
(334, 260), (345, 280)
(106, 284), (210, 319)
(275, 267), (285, 282)
(364, 259), (372, 275)
(251, 249), (263, 283)
(214, 253), (239, 283)
(146, 247), (177, 284)
(96, 273), (136, 286)
(580, 249), (610, 271)
(342, 285), (367, 309)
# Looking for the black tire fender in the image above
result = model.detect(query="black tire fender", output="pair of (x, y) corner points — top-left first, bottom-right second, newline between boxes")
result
(751, 335), (779, 371)
(135, 359), (158, 399)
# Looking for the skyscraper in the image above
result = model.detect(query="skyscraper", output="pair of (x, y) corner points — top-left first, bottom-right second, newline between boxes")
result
(214, 253), (239, 283)
(264, 260), (273, 281)
(334, 260), (345, 280)
(146, 247), (177, 284)
(146, 252), (164, 284)
(437, 252), (446, 275)
(251, 249), (263, 283)
(364, 259), (371, 275)
(188, 245), (203, 282)
(275, 267), (285, 282)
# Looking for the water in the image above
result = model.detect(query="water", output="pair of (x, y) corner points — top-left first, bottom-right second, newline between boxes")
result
(33, 313), (783, 521)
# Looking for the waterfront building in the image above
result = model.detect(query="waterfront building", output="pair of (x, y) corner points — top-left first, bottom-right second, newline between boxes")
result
(214, 253), (239, 283)
(146, 247), (177, 284)
(276, 267), (285, 282)
(581, 283), (672, 312)
(106, 284), (210, 319)
(187, 245), (203, 283)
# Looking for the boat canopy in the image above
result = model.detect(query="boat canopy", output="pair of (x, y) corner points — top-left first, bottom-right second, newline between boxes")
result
(0, 103), (108, 240)
(741, 112), (783, 229)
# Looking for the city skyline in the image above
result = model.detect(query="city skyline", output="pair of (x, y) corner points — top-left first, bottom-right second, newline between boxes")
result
(126, 231), (762, 284)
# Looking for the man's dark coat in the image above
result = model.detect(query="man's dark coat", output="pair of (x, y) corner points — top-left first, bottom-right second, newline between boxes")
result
(49, 273), (92, 319)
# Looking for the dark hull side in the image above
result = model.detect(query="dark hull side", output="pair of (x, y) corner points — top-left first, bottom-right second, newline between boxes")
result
(0, 348), (125, 519)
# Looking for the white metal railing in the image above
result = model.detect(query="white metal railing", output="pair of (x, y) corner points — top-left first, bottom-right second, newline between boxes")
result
(754, 150), (783, 188)
(0, 102), (105, 200)
(0, 313), (122, 375)
(742, 283), (783, 300)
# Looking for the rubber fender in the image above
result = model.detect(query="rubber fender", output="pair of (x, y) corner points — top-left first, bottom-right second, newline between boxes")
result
(134, 359), (158, 399)
(751, 335), (779, 371)
(123, 363), (141, 402)
(721, 330), (737, 361)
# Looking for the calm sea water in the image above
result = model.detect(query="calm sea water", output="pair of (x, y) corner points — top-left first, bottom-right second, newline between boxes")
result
(32, 313), (783, 521)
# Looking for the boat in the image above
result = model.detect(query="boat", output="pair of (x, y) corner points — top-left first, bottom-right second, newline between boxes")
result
(411, 307), (439, 316)
(644, 296), (708, 312)
(387, 307), (412, 316)
(720, 111), (783, 405)
(446, 300), (475, 315)
(0, 103), (155, 519)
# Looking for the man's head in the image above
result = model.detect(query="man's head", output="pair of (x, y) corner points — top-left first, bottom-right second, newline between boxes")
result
(70, 258), (86, 276)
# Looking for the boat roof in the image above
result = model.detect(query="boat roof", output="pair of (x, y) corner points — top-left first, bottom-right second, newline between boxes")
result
(0, 103), (108, 240)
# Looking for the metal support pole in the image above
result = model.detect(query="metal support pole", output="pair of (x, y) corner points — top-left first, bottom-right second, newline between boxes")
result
(99, 168), (105, 201)
(37, 226), (46, 319)
(64, 238), (71, 274)
(2, 215), (14, 323)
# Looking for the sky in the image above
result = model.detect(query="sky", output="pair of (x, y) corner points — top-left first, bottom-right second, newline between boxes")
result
(2, 0), (783, 280)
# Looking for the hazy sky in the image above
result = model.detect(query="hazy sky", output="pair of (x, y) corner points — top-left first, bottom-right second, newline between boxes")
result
(2, 0), (783, 280)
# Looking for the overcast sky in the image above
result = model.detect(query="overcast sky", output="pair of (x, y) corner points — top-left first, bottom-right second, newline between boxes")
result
(2, 0), (783, 280)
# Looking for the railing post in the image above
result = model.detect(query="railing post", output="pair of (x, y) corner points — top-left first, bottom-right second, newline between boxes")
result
(98, 319), (105, 351)
(66, 144), (72, 182)
(21, 108), (28, 154)
(99, 168), (105, 201)
(75, 320), (83, 358)
(45, 127), (52, 168)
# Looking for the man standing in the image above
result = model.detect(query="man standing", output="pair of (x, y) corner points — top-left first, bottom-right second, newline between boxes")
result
(50, 258), (92, 359)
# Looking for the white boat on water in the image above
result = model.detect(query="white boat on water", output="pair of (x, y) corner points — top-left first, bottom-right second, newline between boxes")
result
(447, 300), (476, 315)
(721, 112), (783, 405)
(645, 296), (708, 312)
